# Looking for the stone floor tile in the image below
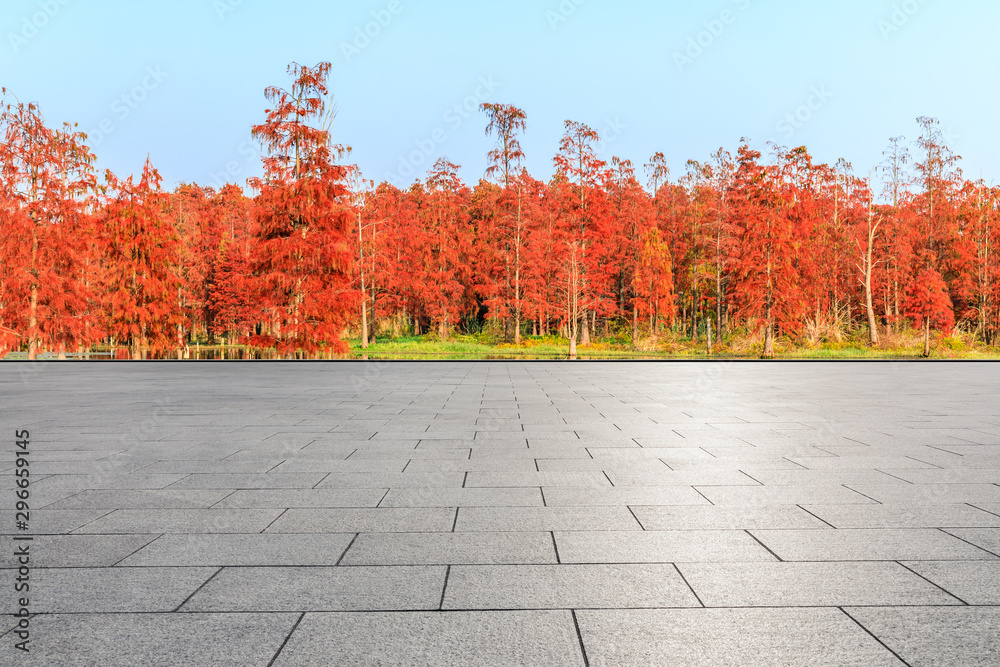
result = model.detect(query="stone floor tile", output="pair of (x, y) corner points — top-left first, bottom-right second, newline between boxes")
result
(15, 613), (299, 667)
(631, 505), (830, 530)
(70, 508), (282, 534)
(181, 566), (445, 612)
(802, 504), (1000, 529)
(41, 489), (234, 510)
(271, 611), (585, 666)
(750, 528), (1000, 561)
(555, 530), (777, 563)
(541, 486), (711, 507)
(576, 608), (904, 666)
(846, 607), (1000, 667)
(264, 507), (455, 533)
(900, 560), (1000, 604)
(341, 531), (558, 565)
(443, 563), (700, 609)
(455, 506), (642, 531)
(118, 533), (356, 566)
(23, 566), (218, 612)
(677, 561), (962, 606)
(0, 534), (158, 568)
(379, 487), (544, 507)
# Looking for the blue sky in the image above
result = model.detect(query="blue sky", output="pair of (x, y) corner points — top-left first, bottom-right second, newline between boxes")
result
(3, 0), (996, 192)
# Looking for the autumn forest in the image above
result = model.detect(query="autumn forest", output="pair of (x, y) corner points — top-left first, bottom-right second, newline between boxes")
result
(2, 62), (997, 360)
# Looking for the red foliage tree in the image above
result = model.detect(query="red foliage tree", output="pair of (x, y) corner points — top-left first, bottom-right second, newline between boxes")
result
(248, 62), (354, 357)
(100, 158), (183, 359)
(728, 143), (805, 358)
(0, 91), (99, 358)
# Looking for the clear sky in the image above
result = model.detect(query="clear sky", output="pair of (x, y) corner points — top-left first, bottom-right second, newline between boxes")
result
(3, 0), (997, 192)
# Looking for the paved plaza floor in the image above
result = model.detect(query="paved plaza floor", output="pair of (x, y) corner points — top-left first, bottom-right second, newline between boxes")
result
(3, 361), (999, 665)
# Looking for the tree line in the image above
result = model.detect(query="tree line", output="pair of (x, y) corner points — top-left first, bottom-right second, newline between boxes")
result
(2, 62), (997, 359)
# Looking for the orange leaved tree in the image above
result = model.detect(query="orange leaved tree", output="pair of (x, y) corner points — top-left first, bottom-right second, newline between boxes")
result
(249, 62), (354, 357)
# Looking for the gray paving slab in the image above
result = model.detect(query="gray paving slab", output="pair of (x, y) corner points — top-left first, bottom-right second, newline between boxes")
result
(271, 611), (585, 666)
(576, 608), (904, 666)
(209, 488), (388, 508)
(315, 472), (465, 487)
(379, 487), (544, 507)
(750, 528), (1000, 561)
(0, 534), (159, 568)
(901, 560), (1000, 604)
(541, 485), (711, 506)
(455, 506), (643, 531)
(265, 507), (456, 533)
(943, 527), (1000, 554)
(164, 473), (327, 489)
(5, 362), (1000, 665)
(842, 483), (1000, 505)
(465, 471), (613, 487)
(41, 488), (235, 510)
(677, 561), (963, 606)
(555, 530), (777, 563)
(15, 613), (300, 667)
(802, 503), (1000, 528)
(340, 531), (558, 565)
(182, 565), (445, 611)
(10, 509), (112, 533)
(631, 505), (831, 530)
(846, 607), (1000, 667)
(119, 533), (357, 566)
(71, 508), (283, 534)
(8, 566), (218, 612)
(443, 563), (700, 609)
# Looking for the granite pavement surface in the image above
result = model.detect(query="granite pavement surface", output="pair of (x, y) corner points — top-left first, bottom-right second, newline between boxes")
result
(2, 361), (999, 665)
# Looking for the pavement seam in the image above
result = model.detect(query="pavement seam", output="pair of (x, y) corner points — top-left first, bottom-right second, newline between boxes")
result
(266, 611), (306, 667)
(171, 567), (224, 612)
(260, 508), (289, 534)
(335, 533), (360, 566)
(841, 484), (883, 504)
(571, 609), (591, 667)
(691, 487), (715, 506)
(839, 607), (913, 666)
(796, 504), (838, 529)
(626, 505), (645, 530)
(895, 561), (970, 605)
(744, 530), (784, 562)
(207, 490), (240, 509)
(672, 564), (706, 607)
(109, 533), (165, 566)
(938, 528), (1000, 558)
(438, 565), (451, 610)
(967, 502), (1000, 518)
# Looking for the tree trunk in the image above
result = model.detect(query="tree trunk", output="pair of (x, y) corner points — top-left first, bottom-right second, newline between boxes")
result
(632, 305), (638, 347)
(27, 228), (39, 360)
(762, 322), (775, 360)
(923, 318), (931, 358)
(581, 310), (590, 346)
(707, 317), (713, 355)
